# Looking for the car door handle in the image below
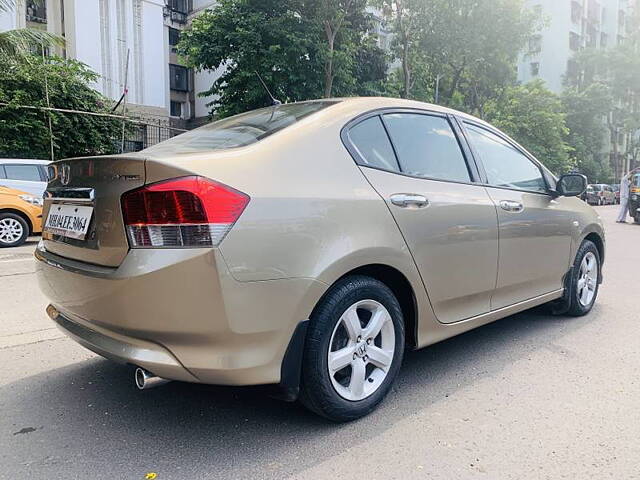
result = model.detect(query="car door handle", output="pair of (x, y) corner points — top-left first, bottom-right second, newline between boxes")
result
(390, 194), (429, 208)
(499, 200), (524, 212)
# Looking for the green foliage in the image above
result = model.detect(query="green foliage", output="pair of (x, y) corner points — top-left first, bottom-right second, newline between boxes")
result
(485, 80), (571, 174)
(178, 0), (386, 117)
(0, 56), (124, 159)
(561, 84), (613, 183)
(378, 0), (539, 113)
(565, 36), (640, 179)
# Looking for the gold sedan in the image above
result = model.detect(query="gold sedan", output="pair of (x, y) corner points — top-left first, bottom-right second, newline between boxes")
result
(35, 98), (604, 421)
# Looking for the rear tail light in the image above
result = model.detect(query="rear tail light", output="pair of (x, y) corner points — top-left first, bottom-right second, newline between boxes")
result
(121, 176), (249, 248)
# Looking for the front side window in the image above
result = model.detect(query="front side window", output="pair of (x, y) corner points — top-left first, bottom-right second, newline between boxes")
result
(4, 164), (42, 181)
(464, 124), (547, 193)
(348, 116), (399, 172)
(382, 113), (470, 182)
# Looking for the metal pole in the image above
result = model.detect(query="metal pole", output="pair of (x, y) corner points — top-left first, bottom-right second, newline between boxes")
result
(434, 74), (442, 104)
(42, 46), (55, 161)
(120, 49), (130, 153)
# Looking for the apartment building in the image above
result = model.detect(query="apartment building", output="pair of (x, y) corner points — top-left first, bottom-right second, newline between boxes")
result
(517, 0), (636, 92)
(164, 0), (220, 128)
(0, 0), (220, 127)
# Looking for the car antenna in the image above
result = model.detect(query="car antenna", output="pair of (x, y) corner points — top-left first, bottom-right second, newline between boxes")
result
(255, 71), (282, 106)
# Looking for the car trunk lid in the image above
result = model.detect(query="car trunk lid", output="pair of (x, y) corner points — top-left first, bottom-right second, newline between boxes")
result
(42, 155), (146, 267)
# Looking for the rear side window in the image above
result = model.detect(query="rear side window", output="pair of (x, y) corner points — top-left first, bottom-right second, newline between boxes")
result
(347, 116), (399, 172)
(142, 101), (338, 156)
(465, 123), (547, 193)
(382, 113), (471, 182)
(4, 164), (43, 181)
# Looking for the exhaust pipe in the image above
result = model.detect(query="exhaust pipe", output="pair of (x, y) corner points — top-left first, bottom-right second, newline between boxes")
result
(135, 367), (171, 390)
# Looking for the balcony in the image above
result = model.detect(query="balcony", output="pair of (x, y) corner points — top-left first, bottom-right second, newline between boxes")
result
(163, 0), (189, 24)
(25, 0), (46, 24)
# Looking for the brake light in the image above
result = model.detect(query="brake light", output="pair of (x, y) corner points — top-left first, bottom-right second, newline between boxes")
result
(122, 176), (249, 248)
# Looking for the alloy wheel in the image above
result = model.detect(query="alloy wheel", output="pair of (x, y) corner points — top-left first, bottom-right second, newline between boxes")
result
(0, 218), (24, 245)
(327, 299), (395, 401)
(577, 252), (598, 307)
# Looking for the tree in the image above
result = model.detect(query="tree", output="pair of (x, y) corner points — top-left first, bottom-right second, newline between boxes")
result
(425, 0), (540, 115)
(0, 56), (124, 159)
(375, 0), (427, 98)
(307, 0), (371, 97)
(561, 84), (613, 183)
(0, 0), (63, 58)
(178, 0), (385, 117)
(567, 40), (640, 179)
(484, 80), (571, 174)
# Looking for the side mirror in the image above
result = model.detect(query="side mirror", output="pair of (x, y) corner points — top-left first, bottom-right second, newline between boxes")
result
(556, 173), (587, 197)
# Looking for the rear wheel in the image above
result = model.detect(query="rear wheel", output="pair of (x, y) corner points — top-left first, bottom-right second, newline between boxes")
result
(300, 275), (405, 422)
(566, 240), (600, 316)
(0, 213), (29, 248)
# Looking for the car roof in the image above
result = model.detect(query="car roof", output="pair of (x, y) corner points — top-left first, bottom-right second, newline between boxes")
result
(0, 158), (51, 165)
(0, 158), (50, 165)
(326, 97), (487, 124)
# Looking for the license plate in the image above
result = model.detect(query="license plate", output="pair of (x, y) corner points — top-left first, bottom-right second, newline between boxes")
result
(45, 204), (94, 240)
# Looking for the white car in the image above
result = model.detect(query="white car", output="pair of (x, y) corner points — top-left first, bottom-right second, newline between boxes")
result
(0, 159), (51, 197)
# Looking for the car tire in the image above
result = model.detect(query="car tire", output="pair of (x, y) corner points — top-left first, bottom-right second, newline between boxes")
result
(299, 275), (405, 422)
(0, 213), (29, 248)
(566, 240), (601, 317)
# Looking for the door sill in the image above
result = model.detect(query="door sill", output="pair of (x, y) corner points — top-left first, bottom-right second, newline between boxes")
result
(446, 289), (564, 326)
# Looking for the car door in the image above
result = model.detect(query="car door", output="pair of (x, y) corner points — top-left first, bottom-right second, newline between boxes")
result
(0, 163), (46, 196)
(461, 121), (574, 310)
(344, 111), (499, 324)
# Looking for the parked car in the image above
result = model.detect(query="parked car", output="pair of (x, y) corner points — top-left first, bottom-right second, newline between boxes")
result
(611, 184), (621, 204)
(0, 159), (51, 197)
(629, 173), (640, 224)
(0, 186), (43, 247)
(585, 183), (615, 205)
(35, 98), (604, 421)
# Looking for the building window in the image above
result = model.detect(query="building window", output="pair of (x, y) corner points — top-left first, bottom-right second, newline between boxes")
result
(169, 64), (189, 91)
(169, 27), (180, 53)
(569, 32), (582, 51)
(528, 35), (542, 54)
(530, 62), (540, 76)
(571, 1), (582, 24)
(170, 101), (183, 118)
(167, 0), (189, 14)
(25, 0), (46, 24)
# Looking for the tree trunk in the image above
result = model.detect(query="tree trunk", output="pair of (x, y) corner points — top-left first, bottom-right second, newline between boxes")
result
(324, 35), (334, 98)
(445, 63), (465, 104)
(395, 0), (410, 98)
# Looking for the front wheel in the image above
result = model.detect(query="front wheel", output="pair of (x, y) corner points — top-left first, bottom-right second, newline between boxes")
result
(300, 275), (405, 422)
(0, 213), (29, 248)
(566, 240), (601, 316)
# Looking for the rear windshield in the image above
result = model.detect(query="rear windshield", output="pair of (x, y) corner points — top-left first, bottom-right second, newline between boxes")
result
(142, 101), (338, 156)
(592, 185), (602, 191)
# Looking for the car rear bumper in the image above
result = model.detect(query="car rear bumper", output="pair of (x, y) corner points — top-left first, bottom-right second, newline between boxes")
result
(35, 243), (327, 386)
(47, 304), (199, 382)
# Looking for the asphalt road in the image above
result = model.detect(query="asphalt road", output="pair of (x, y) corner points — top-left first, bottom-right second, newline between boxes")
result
(1, 205), (639, 480)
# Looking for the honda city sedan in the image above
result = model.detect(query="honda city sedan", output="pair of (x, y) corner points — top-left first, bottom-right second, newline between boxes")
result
(35, 98), (604, 421)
